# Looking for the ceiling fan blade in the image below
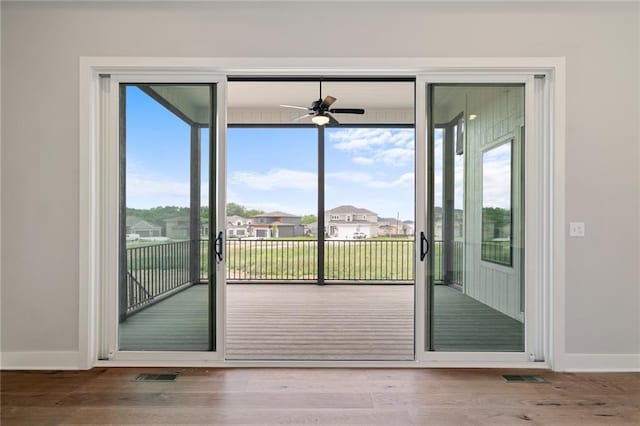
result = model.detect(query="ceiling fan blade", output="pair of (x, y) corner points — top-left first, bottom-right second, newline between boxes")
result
(292, 113), (313, 122)
(329, 108), (365, 115)
(320, 96), (337, 109)
(280, 104), (311, 111)
(326, 111), (340, 126)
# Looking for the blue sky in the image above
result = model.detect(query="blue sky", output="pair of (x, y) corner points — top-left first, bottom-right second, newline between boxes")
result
(227, 127), (415, 220)
(126, 86), (417, 221)
(125, 86), (511, 220)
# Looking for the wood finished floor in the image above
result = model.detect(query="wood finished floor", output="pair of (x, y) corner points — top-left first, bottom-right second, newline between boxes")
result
(119, 284), (523, 358)
(2, 368), (639, 425)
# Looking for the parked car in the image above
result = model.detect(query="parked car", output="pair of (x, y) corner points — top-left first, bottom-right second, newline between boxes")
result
(353, 232), (366, 239)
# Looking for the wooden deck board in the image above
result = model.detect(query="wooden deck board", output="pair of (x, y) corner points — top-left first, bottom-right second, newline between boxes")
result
(119, 284), (523, 358)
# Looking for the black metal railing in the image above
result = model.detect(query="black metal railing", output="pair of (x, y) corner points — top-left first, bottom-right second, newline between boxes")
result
(199, 238), (458, 283)
(224, 239), (319, 281)
(126, 238), (465, 312)
(126, 240), (191, 314)
(453, 240), (464, 285)
(325, 239), (413, 282)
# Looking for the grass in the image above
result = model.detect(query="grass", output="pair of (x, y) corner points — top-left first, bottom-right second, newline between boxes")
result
(127, 239), (446, 283)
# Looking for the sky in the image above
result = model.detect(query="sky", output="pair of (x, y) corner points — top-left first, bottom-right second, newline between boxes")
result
(125, 86), (511, 221)
(227, 127), (415, 220)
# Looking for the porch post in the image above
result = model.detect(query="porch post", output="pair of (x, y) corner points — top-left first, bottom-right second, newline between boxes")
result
(190, 125), (201, 284)
(317, 126), (325, 285)
(443, 126), (455, 286)
(118, 85), (128, 322)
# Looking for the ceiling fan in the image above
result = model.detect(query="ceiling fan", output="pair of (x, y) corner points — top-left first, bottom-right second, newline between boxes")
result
(280, 81), (365, 126)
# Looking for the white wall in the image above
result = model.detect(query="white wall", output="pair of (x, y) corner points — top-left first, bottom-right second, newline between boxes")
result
(1, 1), (638, 366)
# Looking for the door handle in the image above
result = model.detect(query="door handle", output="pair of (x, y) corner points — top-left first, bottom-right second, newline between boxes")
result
(420, 231), (430, 261)
(215, 231), (223, 262)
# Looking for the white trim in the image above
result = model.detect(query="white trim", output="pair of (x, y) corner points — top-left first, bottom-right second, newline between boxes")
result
(99, 74), (227, 363)
(216, 80), (228, 358)
(94, 359), (551, 369)
(549, 60), (567, 371)
(80, 57), (565, 75)
(414, 78), (427, 360)
(560, 354), (640, 372)
(79, 57), (567, 370)
(416, 73), (549, 364)
(1, 351), (83, 370)
(523, 74), (540, 360)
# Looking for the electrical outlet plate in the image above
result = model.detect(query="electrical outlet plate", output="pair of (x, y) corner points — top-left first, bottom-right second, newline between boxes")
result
(569, 222), (585, 237)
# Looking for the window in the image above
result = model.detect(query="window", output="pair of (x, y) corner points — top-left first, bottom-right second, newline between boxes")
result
(481, 141), (512, 266)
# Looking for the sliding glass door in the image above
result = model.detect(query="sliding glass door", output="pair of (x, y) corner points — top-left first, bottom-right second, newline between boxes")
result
(423, 82), (530, 355)
(117, 83), (220, 352)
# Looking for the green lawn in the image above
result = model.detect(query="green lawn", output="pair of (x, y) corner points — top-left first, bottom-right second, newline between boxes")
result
(127, 239), (445, 283)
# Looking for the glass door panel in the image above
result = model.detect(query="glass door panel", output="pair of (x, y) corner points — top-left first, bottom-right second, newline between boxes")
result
(429, 84), (525, 352)
(225, 127), (318, 282)
(118, 84), (215, 351)
(324, 127), (415, 283)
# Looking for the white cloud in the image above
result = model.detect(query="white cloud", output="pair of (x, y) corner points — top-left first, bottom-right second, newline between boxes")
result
(127, 174), (191, 204)
(230, 169), (317, 190)
(368, 172), (415, 189)
(328, 170), (414, 189)
(330, 128), (415, 167)
(373, 147), (414, 167)
(352, 156), (375, 165)
(327, 171), (373, 184)
(329, 128), (394, 151)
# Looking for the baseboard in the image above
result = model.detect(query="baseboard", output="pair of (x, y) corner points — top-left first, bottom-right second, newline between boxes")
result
(1, 351), (82, 370)
(3, 350), (638, 371)
(561, 353), (640, 372)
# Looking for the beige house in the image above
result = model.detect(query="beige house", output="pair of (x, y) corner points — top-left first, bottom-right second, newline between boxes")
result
(325, 205), (378, 239)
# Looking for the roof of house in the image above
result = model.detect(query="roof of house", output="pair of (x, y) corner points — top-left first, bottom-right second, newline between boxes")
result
(252, 211), (300, 218)
(326, 205), (377, 215)
(126, 216), (161, 229)
(227, 215), (249, 222)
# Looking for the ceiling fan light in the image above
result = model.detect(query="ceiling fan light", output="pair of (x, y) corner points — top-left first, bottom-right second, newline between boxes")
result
(311, 114), (330, 126)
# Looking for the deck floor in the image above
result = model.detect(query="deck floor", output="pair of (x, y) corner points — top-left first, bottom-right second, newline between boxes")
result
(120, 284), (523, 359)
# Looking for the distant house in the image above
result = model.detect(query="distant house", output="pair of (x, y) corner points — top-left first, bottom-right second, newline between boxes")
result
(126, 216), (162, 238)
(403, 220), (415, 236)
(226, 215), (251, 238)
(164, 217), (190, 239)
(378, 217), (414, 237)
(325, 205), (378, 239)
(165, 216), (209, 240)
(251, 211), (304, 238)
(304, 221), (318, 237)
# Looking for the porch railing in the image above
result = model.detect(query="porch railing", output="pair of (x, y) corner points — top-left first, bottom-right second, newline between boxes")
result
(126, 240), (191, 314)
(125, 238), (464, 313)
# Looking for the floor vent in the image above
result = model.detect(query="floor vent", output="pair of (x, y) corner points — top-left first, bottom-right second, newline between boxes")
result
(502, 375), (545, 383)
(134, 373), (178, 382)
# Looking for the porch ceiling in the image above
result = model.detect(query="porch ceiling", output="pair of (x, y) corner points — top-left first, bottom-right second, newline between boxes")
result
(142, 80), (416, 126)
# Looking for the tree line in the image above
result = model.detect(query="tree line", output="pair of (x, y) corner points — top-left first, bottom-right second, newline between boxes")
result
(127, 203), (317, 227)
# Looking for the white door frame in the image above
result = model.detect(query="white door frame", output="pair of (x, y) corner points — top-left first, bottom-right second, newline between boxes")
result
(79, 57), (565, 369)
(416, 74), (545, 363)
(91, 72), (228, 363)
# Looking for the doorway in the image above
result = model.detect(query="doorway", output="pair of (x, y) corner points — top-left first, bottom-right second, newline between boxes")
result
(224, 78), (416, 360)
(97, 64), (550, 366)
